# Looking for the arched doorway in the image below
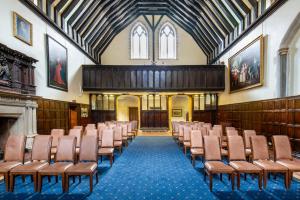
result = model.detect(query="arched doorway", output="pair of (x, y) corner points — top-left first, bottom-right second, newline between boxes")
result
(170, 95), (192, 123)
(117, 95), (140, 127)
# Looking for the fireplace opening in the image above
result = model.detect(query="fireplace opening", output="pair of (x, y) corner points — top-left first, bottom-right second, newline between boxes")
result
(0, 117), (17, 160)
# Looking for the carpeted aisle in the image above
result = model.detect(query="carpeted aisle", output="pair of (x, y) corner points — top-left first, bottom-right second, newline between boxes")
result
(0, 137), (299, 200)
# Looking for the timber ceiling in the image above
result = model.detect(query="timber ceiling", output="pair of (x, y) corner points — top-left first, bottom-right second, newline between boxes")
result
(25, 0), (281, 63)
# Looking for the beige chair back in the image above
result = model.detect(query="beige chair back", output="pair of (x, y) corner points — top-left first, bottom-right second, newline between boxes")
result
(73, 126), (83, 131)
(183, 126), (191, 141)
(190, 130), (203, 148)
(31, 135), (52, 162)
(203, 136), (221, 161)
(50, 129), (65, 147)
(228, 136), (246, 161)
(79, 135), (98, 162)
(4, 135), (26, 162)
(226, 130), (238, 137)
(113, 126), (122, 141)
(243, 130), (256, 149)
(179, 125), (184, 137)
(101, 129), (114, 148)
(86, 124), (96, 130)
(69, 129), (82, 147)
(251, 135), (269, 160)
(56, 136), (76, 162)
(272, 135), (293, 161)
(85, 129), (98, 137)
(121, 124), (128, 137)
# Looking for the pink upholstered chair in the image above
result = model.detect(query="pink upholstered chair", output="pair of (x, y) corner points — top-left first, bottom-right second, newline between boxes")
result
(69, 129), (82, 156)
(251, 135), (288, 189)
(203, 136), (235, 191)
(243, 130), (256, 158)
(272, 135), (300, 188)
(228, 136), (262, 190)
(98, 129), (114, 166)
(113, 126), (123, 153)
(190, 130), (204, 166)
(0, 135), (26, 191)
(50, 129), (65, 159)
(183, 126), (192, 155)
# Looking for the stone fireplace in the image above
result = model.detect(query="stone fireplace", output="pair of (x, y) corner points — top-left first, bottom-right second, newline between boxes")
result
(0, 95), (38, 153)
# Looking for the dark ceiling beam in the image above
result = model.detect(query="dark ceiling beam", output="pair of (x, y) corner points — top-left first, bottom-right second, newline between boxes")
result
(88, 1), (137, 53)
(222, 0), (245, 31)
(53, 0), (68, 24)
(248, 0), (259, 19)
(60, 0), (80, 31)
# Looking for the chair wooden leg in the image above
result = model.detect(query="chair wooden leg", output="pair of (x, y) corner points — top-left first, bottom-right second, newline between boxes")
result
(263, 171), (268, 189)
(4, 173), (9, 192)
(62, 174), (65, 193)
(244, 173), (247, 180)
(66, 174), (69, 193)
(89, 174), (93, 193)
(47, 175), (51, 183)
(33, 174), (38, 192)
(192, 155), (195, 166)
(184, 146), (186, 155)
(237, 173), (240, 190)
(79, 176), (82, 183)
(231, 173), (235, 191)
(55, 175), (58, 183)
(258, 172), (262, 190)
(72, 176), (75, 183)
(209, 174), (213, 191)
(38, 175), (42, 192)
(100, 156), (102, 162)
(109, 154), (113, 166)
(285, 171), (289, 189)
(9, 174), (14, 192)
(220, 173), (223, 182)
(204, 170), (207, 181)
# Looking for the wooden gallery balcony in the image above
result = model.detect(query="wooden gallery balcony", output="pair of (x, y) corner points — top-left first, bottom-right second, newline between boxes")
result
(82, 65), (225, 92)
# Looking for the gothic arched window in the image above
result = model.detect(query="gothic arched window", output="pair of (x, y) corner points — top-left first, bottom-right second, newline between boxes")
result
(131, 22), (148, 59)
(159, 23), (176, 59)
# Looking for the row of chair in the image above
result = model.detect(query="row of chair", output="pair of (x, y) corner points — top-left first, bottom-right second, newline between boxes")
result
(0, 134), (98, 193)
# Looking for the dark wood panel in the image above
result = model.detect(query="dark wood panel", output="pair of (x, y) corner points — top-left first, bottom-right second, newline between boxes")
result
(82, 65), (225, 92)
(91, 110), (116, 123)
(217, 96), (300, 152)
(141, 111), (168, 128)
(193, 111), (216, 124)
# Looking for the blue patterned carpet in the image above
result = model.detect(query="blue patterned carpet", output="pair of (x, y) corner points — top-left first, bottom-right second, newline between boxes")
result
(0, 136), (299, 200)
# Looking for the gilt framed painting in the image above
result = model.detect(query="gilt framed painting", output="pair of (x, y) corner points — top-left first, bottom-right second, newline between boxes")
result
(46, 35), (68, 91)
(13, 12), (33, 45)
(172, 109), (182, 117)
(229, 35), (264, 93)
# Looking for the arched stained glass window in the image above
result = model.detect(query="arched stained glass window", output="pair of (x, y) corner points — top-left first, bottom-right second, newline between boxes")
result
(159, 22), (176, 59)
(131, 22), (148, 59)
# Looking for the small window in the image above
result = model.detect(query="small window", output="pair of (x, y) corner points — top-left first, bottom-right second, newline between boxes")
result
(159, 22), (176, 59)
(131, 22), (148, 59)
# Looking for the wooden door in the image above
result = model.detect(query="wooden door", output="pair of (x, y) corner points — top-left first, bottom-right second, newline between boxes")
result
(70, 110), (78, 128)
(129, 107), (138, 121)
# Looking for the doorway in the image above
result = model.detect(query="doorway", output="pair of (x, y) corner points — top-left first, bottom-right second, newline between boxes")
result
(117, 95), (140, 125)
(69, 103), (80, 129)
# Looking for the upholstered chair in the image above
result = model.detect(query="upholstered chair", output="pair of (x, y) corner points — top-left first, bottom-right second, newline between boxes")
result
(190, 130), (204, 166)
(203, 136), (235, 191)
(183, 126), (192, 155)
(0, 135), (26, 191)
(113, 126), (123, 153)
(213, 125), (226, 147)
(121, 124), (128, 146)
(209, 129), (227, 156)
(98, 129), (114, 166)
(178, 125), (184, 145)
(226, 130), (238, 137)
(65, 135), (98, 193)
(228, 136), (262, 190)
(272, 135), (300, 188)
(69, 129), (82, 157)
(73, 126), (83, 131)
(250, 135), (288, 189)
(127, 122), (136, 140)
(38, 136), (77, 192)
(200, 127), (208, 136)
(203, 123), (212, 132)
(98, 125), (106, 147)
(10, 135), (52, 192)
(86, 124), (96, 130)
(243, 130), (256, 158)
(85, 129), (98, 137)
(50, 129), (65, 159)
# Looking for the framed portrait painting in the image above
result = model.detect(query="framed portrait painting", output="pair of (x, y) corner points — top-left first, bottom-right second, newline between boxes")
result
(172, 109), (182, 117)
(46, 35), (68, 91)
(229, 35), (264, 93)
(13, 12), (33, 45)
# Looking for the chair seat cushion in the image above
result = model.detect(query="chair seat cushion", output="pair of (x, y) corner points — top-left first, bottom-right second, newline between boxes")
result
(66, 162), (97, 174)
(229, 161), (262, 172)
(221, 149), (228, 156)
(221, 141), (227, 148)
(128, 132), (135, 136)
(254, 160), (288, 171)
(173, 132), (179, 137)
(276, 159), (300, 171)
(205, 161), (234, 173)
(0, 161), (22, 173)
(179, 136), (183, 142)
(122, 136), (128, 140)
(184, 142), (191, 147)
(114, 141), (122, 146)
(190, 148), (203, 155)
(11, 161), (49, 173)
(98, 148), (114, 155)
(39, 162), (73, 174)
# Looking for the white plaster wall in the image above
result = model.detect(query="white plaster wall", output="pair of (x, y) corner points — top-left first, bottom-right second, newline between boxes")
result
(117, 96), (139, 122)
(0, 0), (95, 104)
(101, 16), (207, 65)
(288, 28), (300, 95)
(218, 0), (300, 105)
(171, 95), (189, 122)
